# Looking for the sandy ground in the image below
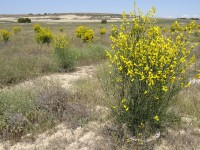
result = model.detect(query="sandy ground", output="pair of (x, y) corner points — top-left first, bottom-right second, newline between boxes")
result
(0, 14), (121, 23)
(0, 114), (109, 150)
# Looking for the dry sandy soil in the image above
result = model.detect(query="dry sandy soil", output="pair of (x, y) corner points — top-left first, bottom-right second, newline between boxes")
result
(0, 13), (121, 23)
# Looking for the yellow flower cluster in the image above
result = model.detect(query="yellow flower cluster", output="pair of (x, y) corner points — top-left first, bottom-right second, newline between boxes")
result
(170, 21), (183, 32)
(81, 29), (94, 42)
(153, 115), (159, 122)
(0, 29), (12, 42)
(107, 12), (197, 94)
(121, 99), (129, 111)
(33, 24), (53, 44)
(107, 3), (197, 134)
(75, 26), (94, 42)
(99, 27), (106, 35)
(51, 34), (69, 50)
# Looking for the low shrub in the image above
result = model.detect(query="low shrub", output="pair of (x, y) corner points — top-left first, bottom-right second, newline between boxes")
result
(17, 18), (31, 23)
(33, 24), (42, 33)
(33, 24), (53, 45)
(170, 21), (183, 32)
(101, 19), (107, 24)
(99, 27), (106, 35)
(0, 29), (12, 43)
(75, 26), (87, 38)
(75, 26), (94, 42)
(81, 29), (94, 42)
(12, 26), (22, 34)
(59, 28), (64, 32)
(51, 34), (76, 70)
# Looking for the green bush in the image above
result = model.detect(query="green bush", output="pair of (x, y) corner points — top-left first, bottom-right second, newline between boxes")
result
(106, 5), (197, 136)
(17, 18), (31, 23)
(101, 19), (107, 24)
(59, 28), (64, 32)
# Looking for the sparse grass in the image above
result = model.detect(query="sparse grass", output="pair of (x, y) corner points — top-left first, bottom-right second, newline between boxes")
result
(72, 77), (107, 106)
(0, 22), (111, 87)
(0, 42), (60, 87)
(0, 78), (95, 142)
(75, 43), (109, 66)
(0, 79), (71, 141)
(0, 18), (199, 149)
(174, 84), (200, 120)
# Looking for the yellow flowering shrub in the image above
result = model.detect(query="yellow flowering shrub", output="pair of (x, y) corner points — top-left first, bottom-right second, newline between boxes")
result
(0, 29), (12, 43)
(75, 26), (94, 42)
(12, 26), (22, 34)
(33, 24), (53, 45)
(107, 4), (197, 135)
(170, 21), (183, 32)
(33, 24), (42, 33)
(51, 34), (75, 69)
(81, 29), (94, 42)
(99, 27), (106, 35)
(75, 26), (87, 38)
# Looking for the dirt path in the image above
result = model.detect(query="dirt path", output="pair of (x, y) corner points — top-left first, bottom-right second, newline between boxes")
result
(0, 65), (95, 92)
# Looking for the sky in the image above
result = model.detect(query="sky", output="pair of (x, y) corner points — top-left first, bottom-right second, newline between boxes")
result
(0, 0), (199, 18)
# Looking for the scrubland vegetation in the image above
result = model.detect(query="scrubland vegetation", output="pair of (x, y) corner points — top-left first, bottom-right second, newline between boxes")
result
(0, 4), (200, 150)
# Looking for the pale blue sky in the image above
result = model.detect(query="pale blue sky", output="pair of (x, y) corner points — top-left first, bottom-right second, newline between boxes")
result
(0, 0), (199, 18)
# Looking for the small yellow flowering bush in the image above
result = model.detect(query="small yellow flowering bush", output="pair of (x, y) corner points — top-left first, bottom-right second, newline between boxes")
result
(111, 25), (119, 37)
(99, 27), (106, 35)
(75, 26), (87, 38)
(33, 24), (53, 45)
(81, 29), (94, 42)
(106, 4), (197, 135)
(75, 26), (94, 42)
(12, 26), (22, 34)
(33, 24), (42, 33)
(170, 21), (183, 32)
(0, 29), (12, 43)
(51, 34), (75, 69)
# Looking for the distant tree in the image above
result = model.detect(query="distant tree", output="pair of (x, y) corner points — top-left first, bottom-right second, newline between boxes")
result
(101, 19), (107, 24)
(17, 18), (31, 23)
